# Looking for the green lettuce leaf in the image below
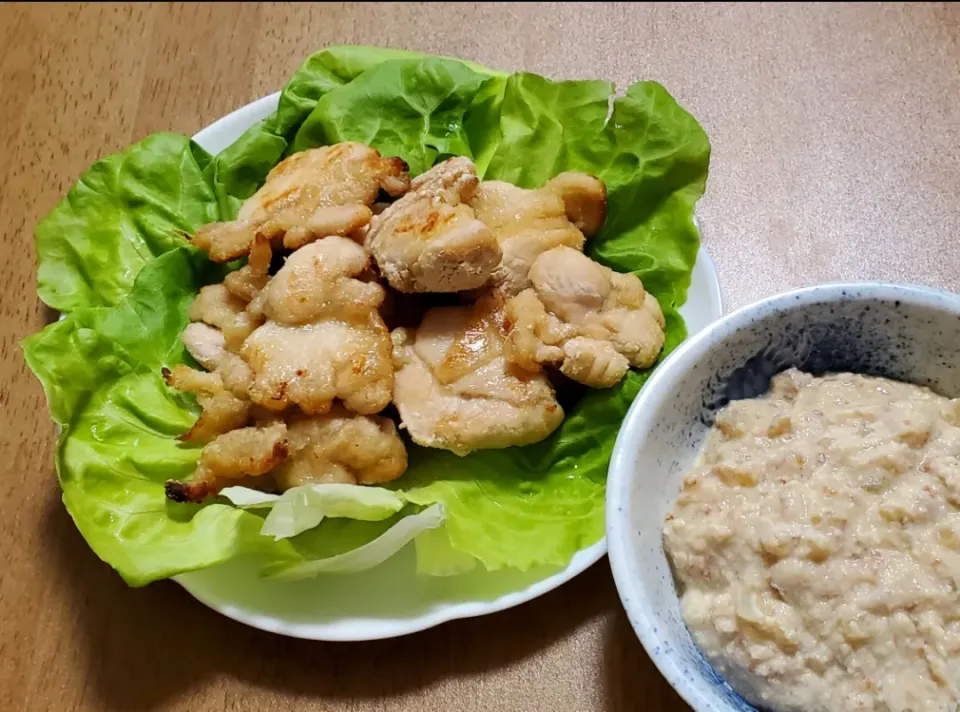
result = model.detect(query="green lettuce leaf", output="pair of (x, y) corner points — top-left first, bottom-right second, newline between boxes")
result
(25, 250), (282, 584)
(478, 74), (709, 307)
(377, 74), (709, 574)
(24, 250), (422, 585)
(482, 74), (615, 186)
(414, 523), (478, 576)
(201, 46), (434, 218)
(204, 47), (504, 217)
(291, 57), (492, 175)
(36, 134), (219, 312)
(26, 46), (710, 585)
(273, 45), (500, 137)
(36, 48), (491, 314)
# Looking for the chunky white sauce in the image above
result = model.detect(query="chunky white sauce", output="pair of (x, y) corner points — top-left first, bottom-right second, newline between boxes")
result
(664, 368), (960, 712)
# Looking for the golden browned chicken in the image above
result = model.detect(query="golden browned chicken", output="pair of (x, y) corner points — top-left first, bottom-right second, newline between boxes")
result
(169, 319), (256, 445)
(391, 293), (564, 456)
(366, 157), (501, 293)
(251, 234), (383, 324)
(181, 322), (253, 397)
(163, 407), (409, 503)
(242, 236), (393, 415)
(272, 407), (408, 489)
(469, 172), (606, 296)
(165, 148), (626, 504)
(504, 246), (666, 389)
(164, 422), (289, 503)
(181, 321), (228, 371)
(223, 233), (273, 302)
(162, 364), (251, 442)
(191, 143), (410, 262)
(181, 236), (269, 402)
(188, 283), (262, 351)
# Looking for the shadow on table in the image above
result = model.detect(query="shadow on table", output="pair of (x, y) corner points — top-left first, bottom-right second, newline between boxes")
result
(601, 593), (688, 711)
(45, 491), (611, 711)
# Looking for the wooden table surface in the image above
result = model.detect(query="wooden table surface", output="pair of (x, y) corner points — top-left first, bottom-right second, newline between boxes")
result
(2, 3), (958, 711)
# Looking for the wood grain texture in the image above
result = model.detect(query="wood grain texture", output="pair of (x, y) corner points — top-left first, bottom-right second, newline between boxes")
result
(1, 3), (958, 710)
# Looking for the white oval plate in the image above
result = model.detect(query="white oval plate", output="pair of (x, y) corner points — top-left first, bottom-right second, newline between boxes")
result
(175, 93), (724, 641)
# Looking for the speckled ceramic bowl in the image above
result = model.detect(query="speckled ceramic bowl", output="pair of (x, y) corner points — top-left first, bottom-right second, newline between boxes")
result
(606, 282), (960, 712)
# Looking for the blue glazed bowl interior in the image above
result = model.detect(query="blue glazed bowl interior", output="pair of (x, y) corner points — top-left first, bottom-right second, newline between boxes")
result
(705, 289), (960, 416)
(607, 283), (960, 712)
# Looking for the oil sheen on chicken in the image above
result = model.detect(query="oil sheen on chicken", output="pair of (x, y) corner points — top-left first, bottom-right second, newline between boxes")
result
(164, 406), (409, 503)
(162, 364), (251, 443)
(191, 143), (410, 262)
(504, 246), (666, 388)
(391, 293), (564, 456)
(165, 151), (632, 505)
(188, 283), (262, 352)
(180, 322), (253, 394)
(242, 236), (394, 415)
(164, 422), (289, 503)
(272, 407), (408, 489)
(366, 156), (501, 293)
(469, 172), (606, 296)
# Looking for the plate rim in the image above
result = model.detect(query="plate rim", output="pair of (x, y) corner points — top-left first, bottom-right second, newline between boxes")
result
(175, 91), (723, 641)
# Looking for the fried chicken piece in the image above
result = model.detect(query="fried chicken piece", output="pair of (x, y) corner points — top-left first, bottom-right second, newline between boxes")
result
(272, 407), (408, 489)
(223, 233), (273, 303)
(191, 143), (410, 262)
(181, 322), (253, 398)
(244, 320), (393, 416)
(164, 422), (288, 503)
(242, 237), (393, 415)
(255, 234), (384, 325)
(543, 172), (607, 236)
(186, 236), (270, 372)
(163, 364), (251, 442)
(504, 246), (666, 389)
(366, 157), (501, 293)
(391, 293), (564, 456)
(181, 322), (227, 371)
(469, 172), (606, 295)
(176, 293), (258, 440)
(189, 283), (262, 351)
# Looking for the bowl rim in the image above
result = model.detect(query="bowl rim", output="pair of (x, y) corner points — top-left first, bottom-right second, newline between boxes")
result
(605, 280), (960, 712)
